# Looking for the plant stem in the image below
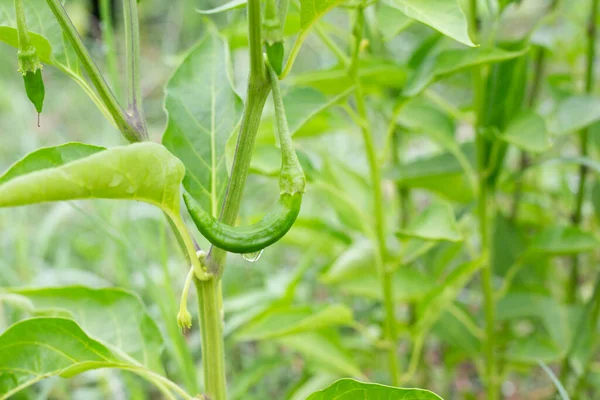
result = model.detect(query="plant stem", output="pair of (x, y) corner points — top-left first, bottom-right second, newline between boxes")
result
(194, 278), (226, 400)
(122, 0), (148, 134)
(566, 0), (598, 306)
(206, 0), (270, 276)
(564, 273), (600, 395)
(99, 0), (120, 99)
(511, 47), (546, 221)
(349, 7), (399, 385)
(14, 0), (31, 49)
(44, 0), (147, 143)
(469, 1), (497, 398)
(196, 0), (270, 397)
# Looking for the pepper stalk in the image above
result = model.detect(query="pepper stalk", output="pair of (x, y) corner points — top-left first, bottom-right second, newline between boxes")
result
(14, 0), (45, 119)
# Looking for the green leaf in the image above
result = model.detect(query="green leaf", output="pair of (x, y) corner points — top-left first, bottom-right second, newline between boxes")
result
(0, 143), (184, 214)
(382, 0), (474, 46)
(0, 142), (105, 186)
(415, 259), (481, 333)
(376, 4), (413, 41)
(236, 304), (353, 341)
(196, 0), (247, 14)
(320, 239), (375, 284)
(0, 26), (53, 64)
(397, 201), (462, 242)
(306, 378), (443, 399)
(0, 317), (125, 399)
(284, 87), (352, 136)
(277, 333), (364, 377)
(162, 32), (243, 216)
(289, 60), (407, 94)
(299, 0), (344, 30)
(529, 226), (599, 256)
(549, 95), (600, 135)
(7, 286), (163, 370)
(331, 269), (435, 302)
(404, 47), (528, 97)
(386, 142), (476, 203)
(498, 111), (552, 153)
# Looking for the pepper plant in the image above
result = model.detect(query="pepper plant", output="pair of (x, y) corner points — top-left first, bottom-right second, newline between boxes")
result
(0, 0), (600, 399)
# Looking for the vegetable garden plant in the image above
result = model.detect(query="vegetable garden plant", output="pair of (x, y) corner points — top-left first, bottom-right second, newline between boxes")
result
(0, 0), (599, 398)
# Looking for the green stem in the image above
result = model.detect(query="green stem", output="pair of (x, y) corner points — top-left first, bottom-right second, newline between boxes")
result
(350, 7), (399, 385)
(567, 0), (598, 305)
(469, 1), (497, 398)
(194, 278), (226, 400)
(14, 0), (31, 49)
(123, 0), (147, 134)
(565, 274), (600, 394)
(99, 0), (120, 98)
(197, 0), (270, 397)
(44, 0), (147, 142)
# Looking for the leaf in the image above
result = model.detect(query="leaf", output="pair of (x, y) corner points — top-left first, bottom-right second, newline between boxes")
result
(320, 239), (375, 284)
(0, 26), (53, 64)
(8, 286), (163, 370)
(498, 111), (552, 153)
(529, 226), (599, 256)
(386, 142), (477, 203)
(397, 201), (462, 242)
(376, 4), (413, 41)
(235, 304), (353, 341)
(277, 333), (364, 377)
(196, 0), (247, 14)
(0, 143), (185, 215)
(404, 47), (528, 97)
(548, 95), (600, 135)
(415, 259), (481, 333)
(331, 269), (435, 302)
(162, 31), (243, 216)
(284, 87), (352, 136)
(0, 0), (71, 65)
(299, 0), (344, 30)
(0, 317), (125, 399)
(382, 0), (473, 47)
(0, 142), (105, 186)
(306, 378), (443, 399)
(289, 60), (407, 94)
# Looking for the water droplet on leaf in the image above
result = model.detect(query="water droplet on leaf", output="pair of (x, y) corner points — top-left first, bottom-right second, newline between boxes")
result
(242, 250), (263, 262)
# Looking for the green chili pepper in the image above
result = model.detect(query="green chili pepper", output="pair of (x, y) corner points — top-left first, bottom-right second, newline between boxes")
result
(184, 61), (305, 254)
(14, 0), (45, 120)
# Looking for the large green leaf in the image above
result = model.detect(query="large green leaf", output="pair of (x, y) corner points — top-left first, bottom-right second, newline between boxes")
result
(162, 31), (243, 216)
(0, 318), (183, 400)
(404, 47), (528, 97)
(0, 318), (125, 399)
(306, 378), (443, 399)
(7, 286), (163, 370)
(382, 0), (473, 47)
(0, 142), (105, 185)
(548, 95), (600, 135)
(0, 143), (185, 215)
(236, 304), (353, 341)
(397, 201), (462, 242)
(498, 111), (552, 153)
